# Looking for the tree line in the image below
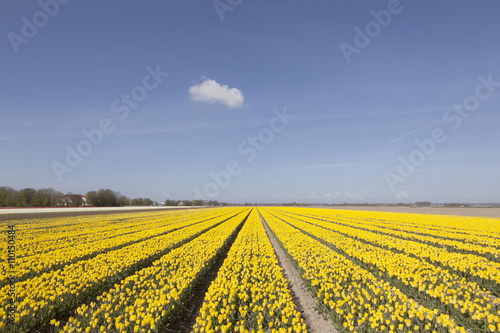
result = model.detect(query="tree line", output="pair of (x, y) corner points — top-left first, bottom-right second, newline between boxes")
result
(164, 199), (224, 206)
(0, 187), (63, 207)
(0, 187), (227, 207)
(0, 187), (148, 207)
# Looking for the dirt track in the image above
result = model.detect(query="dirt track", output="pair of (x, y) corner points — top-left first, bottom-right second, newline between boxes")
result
(0, 206), (201, 215)
(0, 207), (204, 222)
(259, 210), (338, 333)
(314, 206), (500, 218)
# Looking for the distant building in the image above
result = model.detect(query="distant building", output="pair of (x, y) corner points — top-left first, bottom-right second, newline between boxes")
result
(60, 194), (88, 207)
(415, 201), (431, 207)
(60, 196), (73, 207)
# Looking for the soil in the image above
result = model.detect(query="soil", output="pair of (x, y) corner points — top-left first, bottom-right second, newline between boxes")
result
(313, 206), (500, 218)
(259, 211), (339, 333)
(0, 207), (203, 222)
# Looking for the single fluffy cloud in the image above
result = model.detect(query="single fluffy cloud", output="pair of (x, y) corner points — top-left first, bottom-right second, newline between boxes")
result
(189, 78), (244, 108)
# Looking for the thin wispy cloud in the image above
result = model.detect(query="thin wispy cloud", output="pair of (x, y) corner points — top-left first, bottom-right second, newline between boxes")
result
(112, 123), (216, 136)
(296, 106), (448, 124)
(0, 135), (28, 149)
(367, 119), (443, 153)
(367, 104), (499, 154)
(253, 160), (366, 172)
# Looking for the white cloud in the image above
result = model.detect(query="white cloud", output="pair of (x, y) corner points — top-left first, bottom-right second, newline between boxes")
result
(395, 190), (409, 201)
(189, 78), (244, 108)
(324, 192), (341, 199)
(343, 190), (378, 202)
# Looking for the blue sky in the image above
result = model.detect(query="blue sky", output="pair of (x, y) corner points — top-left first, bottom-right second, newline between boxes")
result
(1, 0), (499, 204)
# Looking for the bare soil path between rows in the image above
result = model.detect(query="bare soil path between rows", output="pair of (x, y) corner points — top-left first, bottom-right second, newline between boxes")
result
(0, 207), (205, 222)
(258, 210), (339, 333)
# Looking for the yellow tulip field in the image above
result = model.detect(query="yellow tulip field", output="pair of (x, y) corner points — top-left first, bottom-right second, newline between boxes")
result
(1, 207), (499, 332)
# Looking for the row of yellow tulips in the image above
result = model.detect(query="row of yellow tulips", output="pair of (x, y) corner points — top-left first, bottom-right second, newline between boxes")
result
(313, 208), (499, 244)
(266, 208), (500, 332)
(57, 208), (251, 332)
(7, 209), (218, 258)
(0, 209), (233, 285)
(0, 208), (246, 332)
(260, 209), (465, 333)
(274, 209), (500, 291)
(287, 208), (500, 259)
(192, 209), (306, 333)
